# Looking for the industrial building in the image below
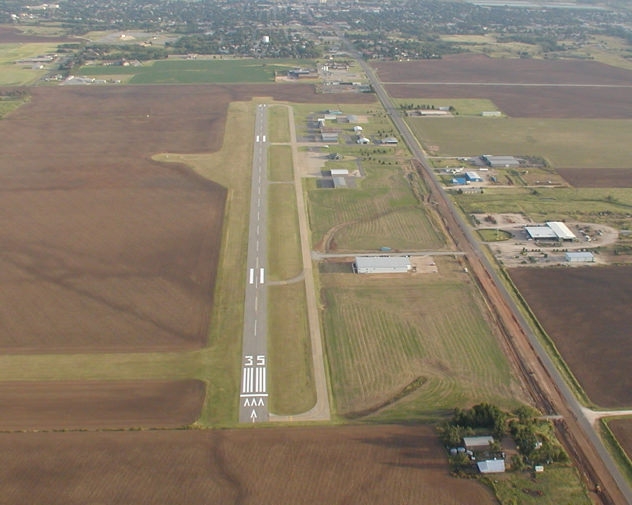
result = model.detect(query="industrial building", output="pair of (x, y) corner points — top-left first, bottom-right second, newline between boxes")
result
(465, 171), (483, 182)
(481, 155), (520, 168)
(525, 221), (576, 241)
(354, 256), (412, 274)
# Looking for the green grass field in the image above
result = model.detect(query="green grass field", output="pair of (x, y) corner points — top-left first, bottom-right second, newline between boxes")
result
(321, 256), (527, 420)
(268, 282), (315, 414)
(78, 58), (316, 84)
(307, 162), (445, 252)
(0, 43), (58, 85)
(394, 98), (501, 116)
(268, 183), (302, 281)
(268, 105), (290, 143)
(407, 117), (632, 168)
(268, 145), (293, 182)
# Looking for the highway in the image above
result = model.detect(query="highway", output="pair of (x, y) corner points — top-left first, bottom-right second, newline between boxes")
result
(239, 103), (269, 423)
(343, 37), (632, 505)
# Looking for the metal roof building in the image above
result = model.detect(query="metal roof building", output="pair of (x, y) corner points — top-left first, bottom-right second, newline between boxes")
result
(354, 256), (411, 274)
(546, 221), (575, 241)
(482, 155), (520, 167)
(477, 459), (506, 474)
(463, 436), (494, 449)
(525, 222), (576, 241)
(565, 251), (594, 263)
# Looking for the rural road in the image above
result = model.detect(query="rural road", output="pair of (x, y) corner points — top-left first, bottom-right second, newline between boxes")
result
(239, 103), (269, 424)
(344, 37), (632, 505)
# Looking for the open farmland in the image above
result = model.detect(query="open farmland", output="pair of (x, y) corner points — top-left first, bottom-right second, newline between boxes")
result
(509, 266), (632, 408)
(376, 54), (632, 119)
(557, 168), (632, 188)
(406, 117), (632, 168)
(321, 258), (527, 419)
(0, 380), (204, 430)
(606, 418), (632, 474)
(0, 425), (498, 505)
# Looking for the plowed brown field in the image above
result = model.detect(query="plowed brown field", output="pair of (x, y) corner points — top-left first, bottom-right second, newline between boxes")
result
(375, 55), (632, 118)
(509, 266), (632, 408)
(608, 418), (632, 465)
(0, 425), (496, 505)
(557, 167), (632, 188)
(0, 379), (204, 430)
(0, 85), (374, 353)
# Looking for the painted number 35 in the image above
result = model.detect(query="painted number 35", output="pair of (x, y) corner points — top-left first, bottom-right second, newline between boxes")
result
(244, 355), (265, 366)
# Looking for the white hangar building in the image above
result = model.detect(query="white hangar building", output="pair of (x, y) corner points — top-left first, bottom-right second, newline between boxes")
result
(525, 221), (576, 241)
(354, 256), (412, 274)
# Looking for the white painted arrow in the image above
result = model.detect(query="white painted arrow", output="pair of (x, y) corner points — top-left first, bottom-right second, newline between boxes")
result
(250, 409), (258, 422)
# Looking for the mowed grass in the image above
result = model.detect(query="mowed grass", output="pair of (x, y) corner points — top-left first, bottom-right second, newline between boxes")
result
(308, 163), (445, 251)
(268, 282), (315, 415)
(268, 105), (290, 143)
(408, 117), (632, 168)
(268, 145), (293, 182)
(268, 183), (302, 281)
(321, 256), (527, 420)
(486, 466), (591, 505)
(0, 43), (58, 85)
(79, 59), (316, 84)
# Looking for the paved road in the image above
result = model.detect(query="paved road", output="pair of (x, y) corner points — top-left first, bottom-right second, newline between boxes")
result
(343, 37), (632, 505)
(382, 81), (632, 88)
(239, 103), (269, 423)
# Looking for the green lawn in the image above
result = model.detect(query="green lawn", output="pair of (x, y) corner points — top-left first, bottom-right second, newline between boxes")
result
(268, 145), (293, 182)
(268, 105), (290, 143)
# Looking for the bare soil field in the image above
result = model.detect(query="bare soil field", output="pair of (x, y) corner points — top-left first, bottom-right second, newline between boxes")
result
(0, 424), (497, 505)
(557, 167), (632, 188)
(376, 55), (632, 118)
(0, 85), (373, 353)
(508, 266), (632, 408)
(0, 379), (204, 430)
(374, 54), (632, 85)
(608, 418), (632, 465)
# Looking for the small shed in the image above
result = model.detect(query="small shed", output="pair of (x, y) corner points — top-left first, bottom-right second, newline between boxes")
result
(381, 137), (399, 145)
(357, 137), (370, 144)
(465, 171), (483, 182)
(353, 125), (363, 132)
(330, 168), (349, 176)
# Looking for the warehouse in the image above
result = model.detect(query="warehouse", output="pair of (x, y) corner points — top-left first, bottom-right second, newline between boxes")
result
(481, 155), (520, 168)
(354, 256), (412, 274)
(525, 221), (576, 241)
(465, 171), (483, 182)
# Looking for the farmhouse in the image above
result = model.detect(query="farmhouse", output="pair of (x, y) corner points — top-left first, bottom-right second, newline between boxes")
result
(354, 256), (412, 274)
(565, 251), (594, 263)
(525, 221), (576, 241)
(481, 155), (520, 168)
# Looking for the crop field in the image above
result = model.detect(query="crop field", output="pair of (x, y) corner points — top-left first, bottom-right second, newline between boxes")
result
(307, 163), (445, 252)
(78, 58), (317, 84)
(406, 117), (632, 168)
(0, 425), (499, 505)
(320, 258), (527, 419)
(0, 380), (204, 430)
(376, 54), (632, 118)
(509, 266), (632, 408)
(606, 418), (632, 474)
(557, 167), (632, 188)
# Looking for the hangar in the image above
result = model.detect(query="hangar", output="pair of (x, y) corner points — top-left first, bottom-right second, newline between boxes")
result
(354, 256), (412, 274)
